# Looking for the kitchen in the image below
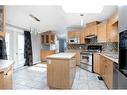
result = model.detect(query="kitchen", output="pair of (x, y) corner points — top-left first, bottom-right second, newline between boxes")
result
(0, 5), (127, 90)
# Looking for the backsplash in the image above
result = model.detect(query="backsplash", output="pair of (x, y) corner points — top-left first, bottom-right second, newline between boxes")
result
(67, 42), (118, 52)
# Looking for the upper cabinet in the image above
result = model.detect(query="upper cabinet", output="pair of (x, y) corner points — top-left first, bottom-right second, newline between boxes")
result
(107, 12), (118, 42)
(80, 31), (85, 44)
(68, 31), (81, 38)
(41, 31), (55, 44)
(84, 21), (99, 37)
(68, 30), (83, 44)
(0, 6), (6, 37)
(67, 12), (118, 44)
(110, 12), (118, 25)
(97, 21), (107, 42)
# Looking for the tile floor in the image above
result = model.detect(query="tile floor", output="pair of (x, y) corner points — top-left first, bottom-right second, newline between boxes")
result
(13, 63), (107, 90)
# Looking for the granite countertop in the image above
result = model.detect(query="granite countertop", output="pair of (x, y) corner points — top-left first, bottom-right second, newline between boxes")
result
(0, 60), (14, 72)
(46, 53), (76, 59)
(96, 52), (118, 63)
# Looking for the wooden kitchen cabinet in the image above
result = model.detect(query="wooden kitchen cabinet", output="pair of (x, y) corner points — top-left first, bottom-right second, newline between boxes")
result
(68, 30), (84, 44)
(100, 55), (113, 89)
(68, 31), (80, 38)
(84, 21), (99, 37)
(97, 21), (107, 42)
(100, 56), (105, 79)
(93, 53), (101, 74)
(40, 50), (55, 62)
(110, 12), (118, 25)
(107, 12), (118, 42)
(76, 51), (80, 66)
(80, 31), (85, 44)
(94, 54), (114, 89)
(107, 19), (118, 42)
(0, 66), (12, 89)
(0, 6), (6, 37)
(41, 31), (55, 44)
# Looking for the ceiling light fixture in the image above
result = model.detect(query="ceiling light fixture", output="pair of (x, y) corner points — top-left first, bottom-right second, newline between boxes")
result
(29, 14), (40, 22)
(80, 14), (84, 27)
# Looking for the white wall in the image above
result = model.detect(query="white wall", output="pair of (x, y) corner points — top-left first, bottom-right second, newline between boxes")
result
(6, 6), (67, 38)
(119, 6), (127, 33)
(31, 32), (41, 64)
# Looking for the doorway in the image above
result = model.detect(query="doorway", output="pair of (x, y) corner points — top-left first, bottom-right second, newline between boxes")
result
(5, 27), (25, 69)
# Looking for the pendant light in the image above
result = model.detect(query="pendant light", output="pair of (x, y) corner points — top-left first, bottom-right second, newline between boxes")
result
(80, 14), (84, 27)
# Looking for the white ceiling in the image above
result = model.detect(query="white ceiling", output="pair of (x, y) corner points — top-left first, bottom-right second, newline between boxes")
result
(6, 5), (117, 39)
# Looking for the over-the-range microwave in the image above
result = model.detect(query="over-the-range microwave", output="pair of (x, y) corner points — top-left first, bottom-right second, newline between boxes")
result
(68, 38), (80, 44)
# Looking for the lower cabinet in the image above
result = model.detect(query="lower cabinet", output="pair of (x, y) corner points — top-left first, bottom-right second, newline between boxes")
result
(100, 55), (113, 89)
(93, 53), (101, 74)
(93, 54), (113, 89)
(40, 50), (55, 62)
(0, 66), (12, 89)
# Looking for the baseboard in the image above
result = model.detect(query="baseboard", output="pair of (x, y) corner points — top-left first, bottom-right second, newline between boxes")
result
(33, 61), (41, 64)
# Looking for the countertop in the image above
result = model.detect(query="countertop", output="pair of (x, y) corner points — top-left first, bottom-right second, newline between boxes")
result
(41, 49), (56, 51)
(46, 53), (76, 60)
(96, 52), (118, 63)
(0, 60), (14, 72)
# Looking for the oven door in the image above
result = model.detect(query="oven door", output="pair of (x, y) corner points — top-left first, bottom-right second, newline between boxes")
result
(80, 53), (92, 72)
(80, 54), (89, 64)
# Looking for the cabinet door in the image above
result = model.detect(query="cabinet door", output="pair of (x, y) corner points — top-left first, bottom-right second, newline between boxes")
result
(84, 22), (97, 36)
(97, 22), (107, 42)
(68, 31), (76, 38)
(106, 59), (113, 89)
(100, 56), (106, 79)
(93, 54), (100, 74)
(80, 31), (85, 44)
(104, 61), (108, 87)
(41, 51), (46, 61)
(51, 35), (55, 44)
(90, 24), (97, 35)
(46, 34), (49, 43)
(0, 73), (4, 89)
(107, 19), (118, 42)
(84, 26), (90, 36)
(4, 67), (12, 89)
(41, 35), (45, 43)
(100, 56), (113, 89)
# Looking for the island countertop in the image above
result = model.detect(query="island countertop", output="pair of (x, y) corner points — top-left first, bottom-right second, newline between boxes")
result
(0, 60), (14, 72)
(46, 53), (76, 60)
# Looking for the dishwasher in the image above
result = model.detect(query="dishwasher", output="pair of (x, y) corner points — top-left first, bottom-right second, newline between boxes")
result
(113, 62), (118, 89)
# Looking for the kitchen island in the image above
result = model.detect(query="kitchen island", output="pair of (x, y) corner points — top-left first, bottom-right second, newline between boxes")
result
(46, 53), (76, 89)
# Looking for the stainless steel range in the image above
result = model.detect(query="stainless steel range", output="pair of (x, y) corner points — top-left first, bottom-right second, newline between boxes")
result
(80, 45), (102, 72)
